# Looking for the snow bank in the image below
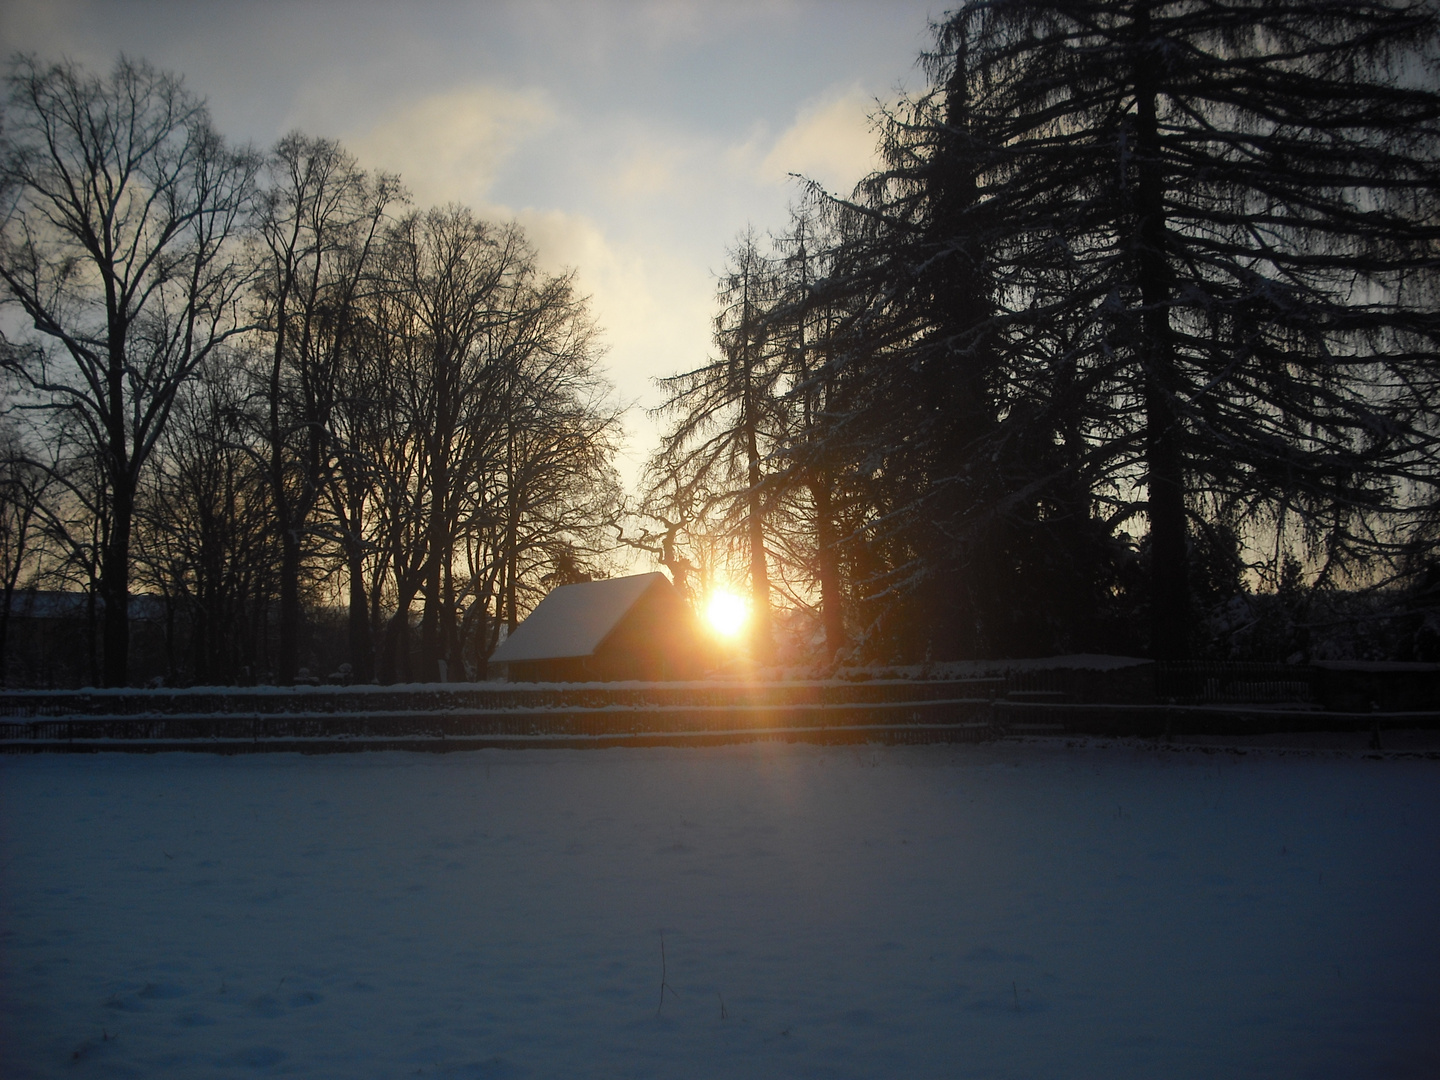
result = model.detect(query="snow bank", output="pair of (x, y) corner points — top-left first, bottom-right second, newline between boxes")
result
(2, 743), (1437, 1078)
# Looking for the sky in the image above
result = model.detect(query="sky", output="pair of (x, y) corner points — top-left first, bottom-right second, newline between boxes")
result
(0, 0), (942, 491)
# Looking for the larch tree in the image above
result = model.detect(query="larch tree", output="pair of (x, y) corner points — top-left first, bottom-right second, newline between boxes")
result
(807, 24), (1102, 659)
(762, 211), (850, 659)
(647, 231), (787, 663)
(816, 0), (1440, 660)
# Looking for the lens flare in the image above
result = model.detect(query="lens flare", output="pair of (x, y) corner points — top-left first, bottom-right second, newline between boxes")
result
(704, 589), (748, 638)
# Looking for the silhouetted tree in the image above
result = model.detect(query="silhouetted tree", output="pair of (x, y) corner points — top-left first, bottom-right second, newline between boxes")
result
(367, 208), (620, 681)
(811, 0), (1440, 660)
(647, 231), (786, 662)
(0, 416), (52, 684)
(138, 354), (276, 684)
(252, 134), (399, 683)
(0, 57), (257, 684)
(764, 211), (851, 659)
(804, 22), (1119, 660)
(485, 267), (621, 643)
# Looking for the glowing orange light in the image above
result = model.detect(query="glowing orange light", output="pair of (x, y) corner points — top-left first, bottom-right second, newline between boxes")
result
(704, 589), (749, 638)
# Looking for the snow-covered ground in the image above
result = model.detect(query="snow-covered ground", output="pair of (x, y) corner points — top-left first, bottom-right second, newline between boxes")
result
(2, 741), (1437, 1079)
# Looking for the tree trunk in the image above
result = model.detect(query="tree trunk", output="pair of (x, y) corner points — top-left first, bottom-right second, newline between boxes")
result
(369, 564), (385, 674)
(0, 539), (24, 690)
(745, 417), (774, 664)
(346, 530), (373, 683)
(163, 597), (176, 685)
(278, 526), (302, 683)
(0, 590), (11, 688)
(1134, 5), (1190, 661)
(193, 591), (209, 685)
(100, 481), (132, 687)
(505, 521), (519, 632)
(0, 604), (9, 688)
(419, 572), (439, 680)
(268, 298), (300, 684)
(378, 598), (414, 685)
(812, 477), (846, 658)
(441, 556), (457, 680)
(420, 437), (448, 681)
(85, 579), (99, 687)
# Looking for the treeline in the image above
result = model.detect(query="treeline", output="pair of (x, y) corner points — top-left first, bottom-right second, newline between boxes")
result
(1, 58), (621, 687)
(643, 1), (1440, 665)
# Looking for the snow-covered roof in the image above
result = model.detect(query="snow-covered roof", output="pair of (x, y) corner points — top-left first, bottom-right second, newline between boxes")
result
(490, 573), (670, 664)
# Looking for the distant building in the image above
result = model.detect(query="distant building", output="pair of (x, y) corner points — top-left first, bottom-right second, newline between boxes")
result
(490, 572), (705, 682)
(1, 589), (170, 687)
(4, 589), (168, 622)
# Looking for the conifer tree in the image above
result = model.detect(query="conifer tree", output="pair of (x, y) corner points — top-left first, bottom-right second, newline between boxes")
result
(818, 0), (1440, 659)
(647, 232), (785, 662)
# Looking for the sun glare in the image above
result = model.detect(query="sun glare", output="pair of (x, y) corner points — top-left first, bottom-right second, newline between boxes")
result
(704, 589), (749, 638)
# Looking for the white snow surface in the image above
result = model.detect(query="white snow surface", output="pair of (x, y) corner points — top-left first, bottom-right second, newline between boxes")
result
(2, 741), (1437, 1079)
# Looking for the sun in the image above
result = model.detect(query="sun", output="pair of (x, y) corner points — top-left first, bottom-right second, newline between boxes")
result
(704, 589), (749, 638)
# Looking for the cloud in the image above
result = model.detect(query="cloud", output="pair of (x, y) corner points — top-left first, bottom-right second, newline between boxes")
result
(510, 207), (714, 483)
(607, 141), (690, 200)
(507, 0), (804, 66)
(345, 85), (555, 207)
(757, 86), (882, 196)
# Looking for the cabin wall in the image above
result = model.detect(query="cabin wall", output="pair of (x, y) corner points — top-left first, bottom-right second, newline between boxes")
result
(593, 585), (704, 681)
(502, 583), (706, 682)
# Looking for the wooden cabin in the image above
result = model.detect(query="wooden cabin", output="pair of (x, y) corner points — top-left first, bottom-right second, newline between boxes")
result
(489, 572), (705, 682)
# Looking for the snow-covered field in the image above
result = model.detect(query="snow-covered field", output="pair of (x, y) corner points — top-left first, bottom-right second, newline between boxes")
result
(2, 741), (1437, 1079)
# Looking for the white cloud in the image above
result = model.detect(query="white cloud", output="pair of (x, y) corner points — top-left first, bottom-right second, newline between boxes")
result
(716, 85), (884, 202)
(509, 207), (714, 493)
(326, 76), (880, 503)
(757, 86), (882, 196)
(478, 88), (886, 495)
(345, 85), (555, 208)
(607, 142), (688, 200)
(0, 0), (941, 517)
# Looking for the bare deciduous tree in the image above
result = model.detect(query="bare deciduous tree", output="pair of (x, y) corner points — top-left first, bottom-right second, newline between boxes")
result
(252, 133), (400, 683)
(0, 56), (257, 684)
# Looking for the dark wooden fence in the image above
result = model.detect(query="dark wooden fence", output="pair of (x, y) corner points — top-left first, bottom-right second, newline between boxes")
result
(0, 680), (1001, 753)
(1153, 662), (1318, 705)
(3, 661), (1435, 753)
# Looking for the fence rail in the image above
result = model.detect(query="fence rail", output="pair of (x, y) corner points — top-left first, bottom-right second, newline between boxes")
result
(0, 678), (1005, 719)
(0, 686), (1000, 752)
(1153, 662), (1319, 705)
(3, 663), (1435, 753)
